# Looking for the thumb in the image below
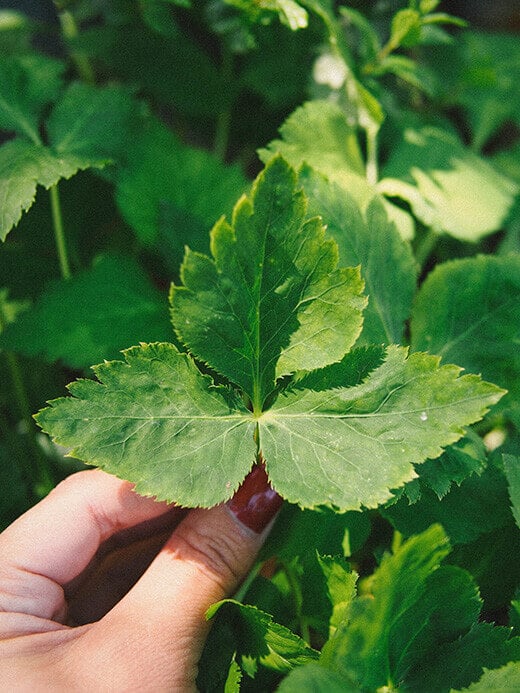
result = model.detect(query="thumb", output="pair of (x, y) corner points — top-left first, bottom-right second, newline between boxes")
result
(76, 465), (282, 691)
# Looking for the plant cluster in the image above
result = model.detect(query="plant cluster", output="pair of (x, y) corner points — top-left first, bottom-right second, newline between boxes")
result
(1, 1), (520, 690)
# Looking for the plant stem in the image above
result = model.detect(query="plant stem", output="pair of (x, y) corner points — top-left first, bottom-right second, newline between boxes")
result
(0, 299), (54, 496)
(56, 7), (96, 84)
(49, 183), (72, 280)
(365, 125), (379, 185)
(233, 561), (263, 603)
(3, 351), (54, 496)
(213, 47), (233, 161)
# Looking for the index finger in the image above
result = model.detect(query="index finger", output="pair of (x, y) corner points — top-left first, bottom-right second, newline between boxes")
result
(0, 469), (180, 622)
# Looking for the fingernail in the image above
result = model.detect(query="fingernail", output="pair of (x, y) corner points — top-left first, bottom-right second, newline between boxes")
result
(226, 463), (283, 534)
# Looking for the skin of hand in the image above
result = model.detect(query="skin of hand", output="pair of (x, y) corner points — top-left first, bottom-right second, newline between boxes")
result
(0, 466), (282, 692)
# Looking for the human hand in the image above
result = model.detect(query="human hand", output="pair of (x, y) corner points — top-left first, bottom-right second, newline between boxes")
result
(0, 467), (282, 691)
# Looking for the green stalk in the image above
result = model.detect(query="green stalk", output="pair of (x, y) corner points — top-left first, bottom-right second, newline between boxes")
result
(365, 125), (379, 186)
(0, 309), (54, 497)
(49, 183), (72, 280)
(56, 7), (96, 84)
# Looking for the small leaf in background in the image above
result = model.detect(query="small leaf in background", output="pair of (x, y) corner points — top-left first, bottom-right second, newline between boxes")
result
(35, 342), (256, 506)
(321, 525), (451, 689)
(383, 462), (512, 545)
(116, 119), (246, 251)
(259, 346), (504, 510)
(46, 83), (139, 163)
(448, 520), (520, 614)
(426, 31), (520, 151)
(380, 126), (517, 241)
(390, 9), (421, 49)
(452, 662), (520, 692)
(317, 554), (357, 634)
(0, 54), (64, 143)
(410, 433), (487, 499)
(319, 526), (520, 691)
(0, 138), (107, 241)
(504, 455), (520, 530)
(81, 19), (228, 119)
(261, 99), (416, 239)
(170, 156), (366, 410)
(411, 254), (520, 424)
(206, 600), (319, 674)
(300, 166), (417, 345)
(224, 656), (242, 693)
(0, 254), (172, 368)
(259, 100), (365, 190)
(277, 662), (360, 692)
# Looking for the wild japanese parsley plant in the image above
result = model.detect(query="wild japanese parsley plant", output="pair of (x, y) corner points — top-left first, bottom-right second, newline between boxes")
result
(35, 157), (504, 511)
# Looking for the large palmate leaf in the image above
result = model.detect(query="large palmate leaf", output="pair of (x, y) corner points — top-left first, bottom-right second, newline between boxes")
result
(257, 346), (503, 509)
(170, 156), (367, 412)
(36, 343), (256, 506)
(0, 255), (172, 368)
(453, 661), (520, 692)
(380, 126), (517, 241)
(36, 159), (505, 511)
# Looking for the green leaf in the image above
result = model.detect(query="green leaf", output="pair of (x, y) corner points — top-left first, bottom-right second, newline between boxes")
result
(300, 166), (417, 345)
(383, 463), (512, 544)
(317, 554), (357, 634)
(261, 503), (371, 563)
(380, 126), (518, 240)
(277, 663), (360, 692)
(504, 455), (520, 530)
(448, 521), (520, 613)
(206, 599), (319, 672)
(261, 100), (415, 239)
(258, 346), (504, 510)
(224, 656), (242, 693)
(410, 433), (487, 499)
(170, 156), (367, 411)
(453, 662), (520, 692)
(410, 254), (520, 421)
(390, 9), (421, 49)
(259, 101), (367, 198)
(116, 119), (247, 249)
(46, 82), (138, 162)
(406, 622), (520, 692)
(226, 0), (308, 31)
(0, 255), (173, 368)
(391, 565), (482, 686)
(0, 138), (105, 241)
(320, 525), (520, 691)
(321, 525), (451, 689)
(0, 288), (29, 332)
(35, 342), (256, 506)
(440, 31), (520, 151)
(81, 20), (227, 119)
(0, 54), (64, 143)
